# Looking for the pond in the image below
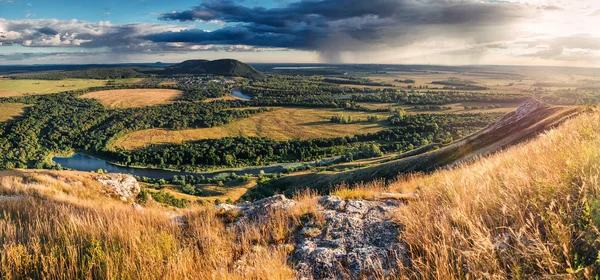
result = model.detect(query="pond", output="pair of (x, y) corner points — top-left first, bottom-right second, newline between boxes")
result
(231, 88), (252, 100)
(52, 153), (300, 179)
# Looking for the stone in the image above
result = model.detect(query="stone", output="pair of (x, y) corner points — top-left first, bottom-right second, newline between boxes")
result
(292, 196), (409, 279)
(96, 173), (140, 201)
(217, 194), (409, 278)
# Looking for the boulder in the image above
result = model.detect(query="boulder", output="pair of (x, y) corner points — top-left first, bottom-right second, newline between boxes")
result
(96, 174), (140, 201)
(293, 196), (408, 279)
(218, 194), (409, 279)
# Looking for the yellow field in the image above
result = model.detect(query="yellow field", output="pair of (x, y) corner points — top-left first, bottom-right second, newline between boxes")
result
(80, 89), (183, 109)
(202, 93), (245, 103)
(0, 103), (28, 122)
(0, 79), (107, 97)
(113, 107), (390, 150)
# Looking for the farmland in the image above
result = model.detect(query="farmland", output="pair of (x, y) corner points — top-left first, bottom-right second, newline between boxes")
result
(0, 78), (108, 96)
(80, 89), (183, 109)
(0, 103), (28, 122)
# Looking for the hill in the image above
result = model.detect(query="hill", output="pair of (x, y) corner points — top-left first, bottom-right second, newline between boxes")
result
(165, 59), (264, 79)
(247, 99), (583, 198)
(9, 67), (148, 80)
(1, 105), (599, 278)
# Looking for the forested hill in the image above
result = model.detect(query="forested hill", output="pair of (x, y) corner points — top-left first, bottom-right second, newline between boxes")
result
(165, 59), (265, 79)
(6, 59), (264, 80)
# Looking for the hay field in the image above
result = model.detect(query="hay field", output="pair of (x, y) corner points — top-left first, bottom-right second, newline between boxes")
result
(80, 88), (182, 109)
(113, 107), (391, 150)
(202, 93), (245, 103)
(0, 103), (28, 122)
(0, 79), (107, 97)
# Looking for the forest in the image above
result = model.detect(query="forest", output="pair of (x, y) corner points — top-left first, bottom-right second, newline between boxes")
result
(0, 73), (520, 171)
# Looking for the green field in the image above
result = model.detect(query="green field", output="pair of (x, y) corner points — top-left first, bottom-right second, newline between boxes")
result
(0, 79), (109, 97)
(0, 103), (29, 122)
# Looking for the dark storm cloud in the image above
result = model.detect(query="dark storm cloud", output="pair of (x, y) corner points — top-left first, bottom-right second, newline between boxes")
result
(37, 26), (59, 35)
(149, 0), (530, 55)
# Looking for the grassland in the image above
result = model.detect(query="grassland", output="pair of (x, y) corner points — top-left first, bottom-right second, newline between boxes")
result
(0, 78), (108, 97)
(80, 89), (183, 109)
(113, 107), (391, 150)
(0, 103), (28, 122)
(343, 67), (600, 95)
(202, 93), (246, 103)
(332, 107), (600, 278)
(0, 169), (302, 279)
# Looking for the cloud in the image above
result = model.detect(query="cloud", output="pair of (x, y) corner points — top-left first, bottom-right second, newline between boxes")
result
(523, 34), (600, 61)
(537, 5), (563, 12)
(0, 19), (187, 50)
(150, 0), (532, 61)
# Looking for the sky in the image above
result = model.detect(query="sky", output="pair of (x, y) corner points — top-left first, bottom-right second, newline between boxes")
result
(0, 0), (599, 66)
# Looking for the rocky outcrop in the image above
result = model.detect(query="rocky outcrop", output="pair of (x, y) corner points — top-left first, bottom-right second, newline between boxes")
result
(217, 195), (408, 279)
(294, 196), (408, 279)
(216, 194), (297, 219)
(96, 174), (140, 201)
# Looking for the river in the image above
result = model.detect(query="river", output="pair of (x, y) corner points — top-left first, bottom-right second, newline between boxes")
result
(52, 153), (307, 179)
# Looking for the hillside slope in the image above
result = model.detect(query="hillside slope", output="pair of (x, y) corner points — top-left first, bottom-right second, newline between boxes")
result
(250, 100), (582, 198)
(380, 105), (600, 278)
(0, 106), (598, 278)
(165, 59), (264, 79)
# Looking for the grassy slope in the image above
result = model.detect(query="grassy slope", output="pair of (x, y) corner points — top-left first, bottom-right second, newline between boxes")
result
(79, 89), (183, 109)
(0, 106), (599, 278)
(113, 107), (391, 150)
(258, 103), (582, 197)
(373, 106), (600, 278)
(0, 169), (304, 279)
(0, 103), (28, 122)
(0, 79), (107, 96)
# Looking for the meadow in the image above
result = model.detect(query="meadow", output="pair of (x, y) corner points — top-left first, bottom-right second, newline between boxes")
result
(0, 103), (28, 122)
(113, 107), (392, 150)
(80, 89), (183, 109)
(0, 169), (301, 279)
(0, 78), (108, 97)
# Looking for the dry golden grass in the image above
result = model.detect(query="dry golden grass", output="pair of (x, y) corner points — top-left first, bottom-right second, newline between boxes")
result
(202, 93), (246, 103)
(0, 169), (323, 279)
(0, 103), (28, 122)
(0, 79), (107, 97)
(113, 107), (390, 150)
(335, 107), (600, 278)
(80, 89), (182, 109)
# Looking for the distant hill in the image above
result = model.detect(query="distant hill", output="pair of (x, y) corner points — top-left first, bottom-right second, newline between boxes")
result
(3, 59), (264, 80)
(10, 67), (148, 80)
(165, 59), (264, 79)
